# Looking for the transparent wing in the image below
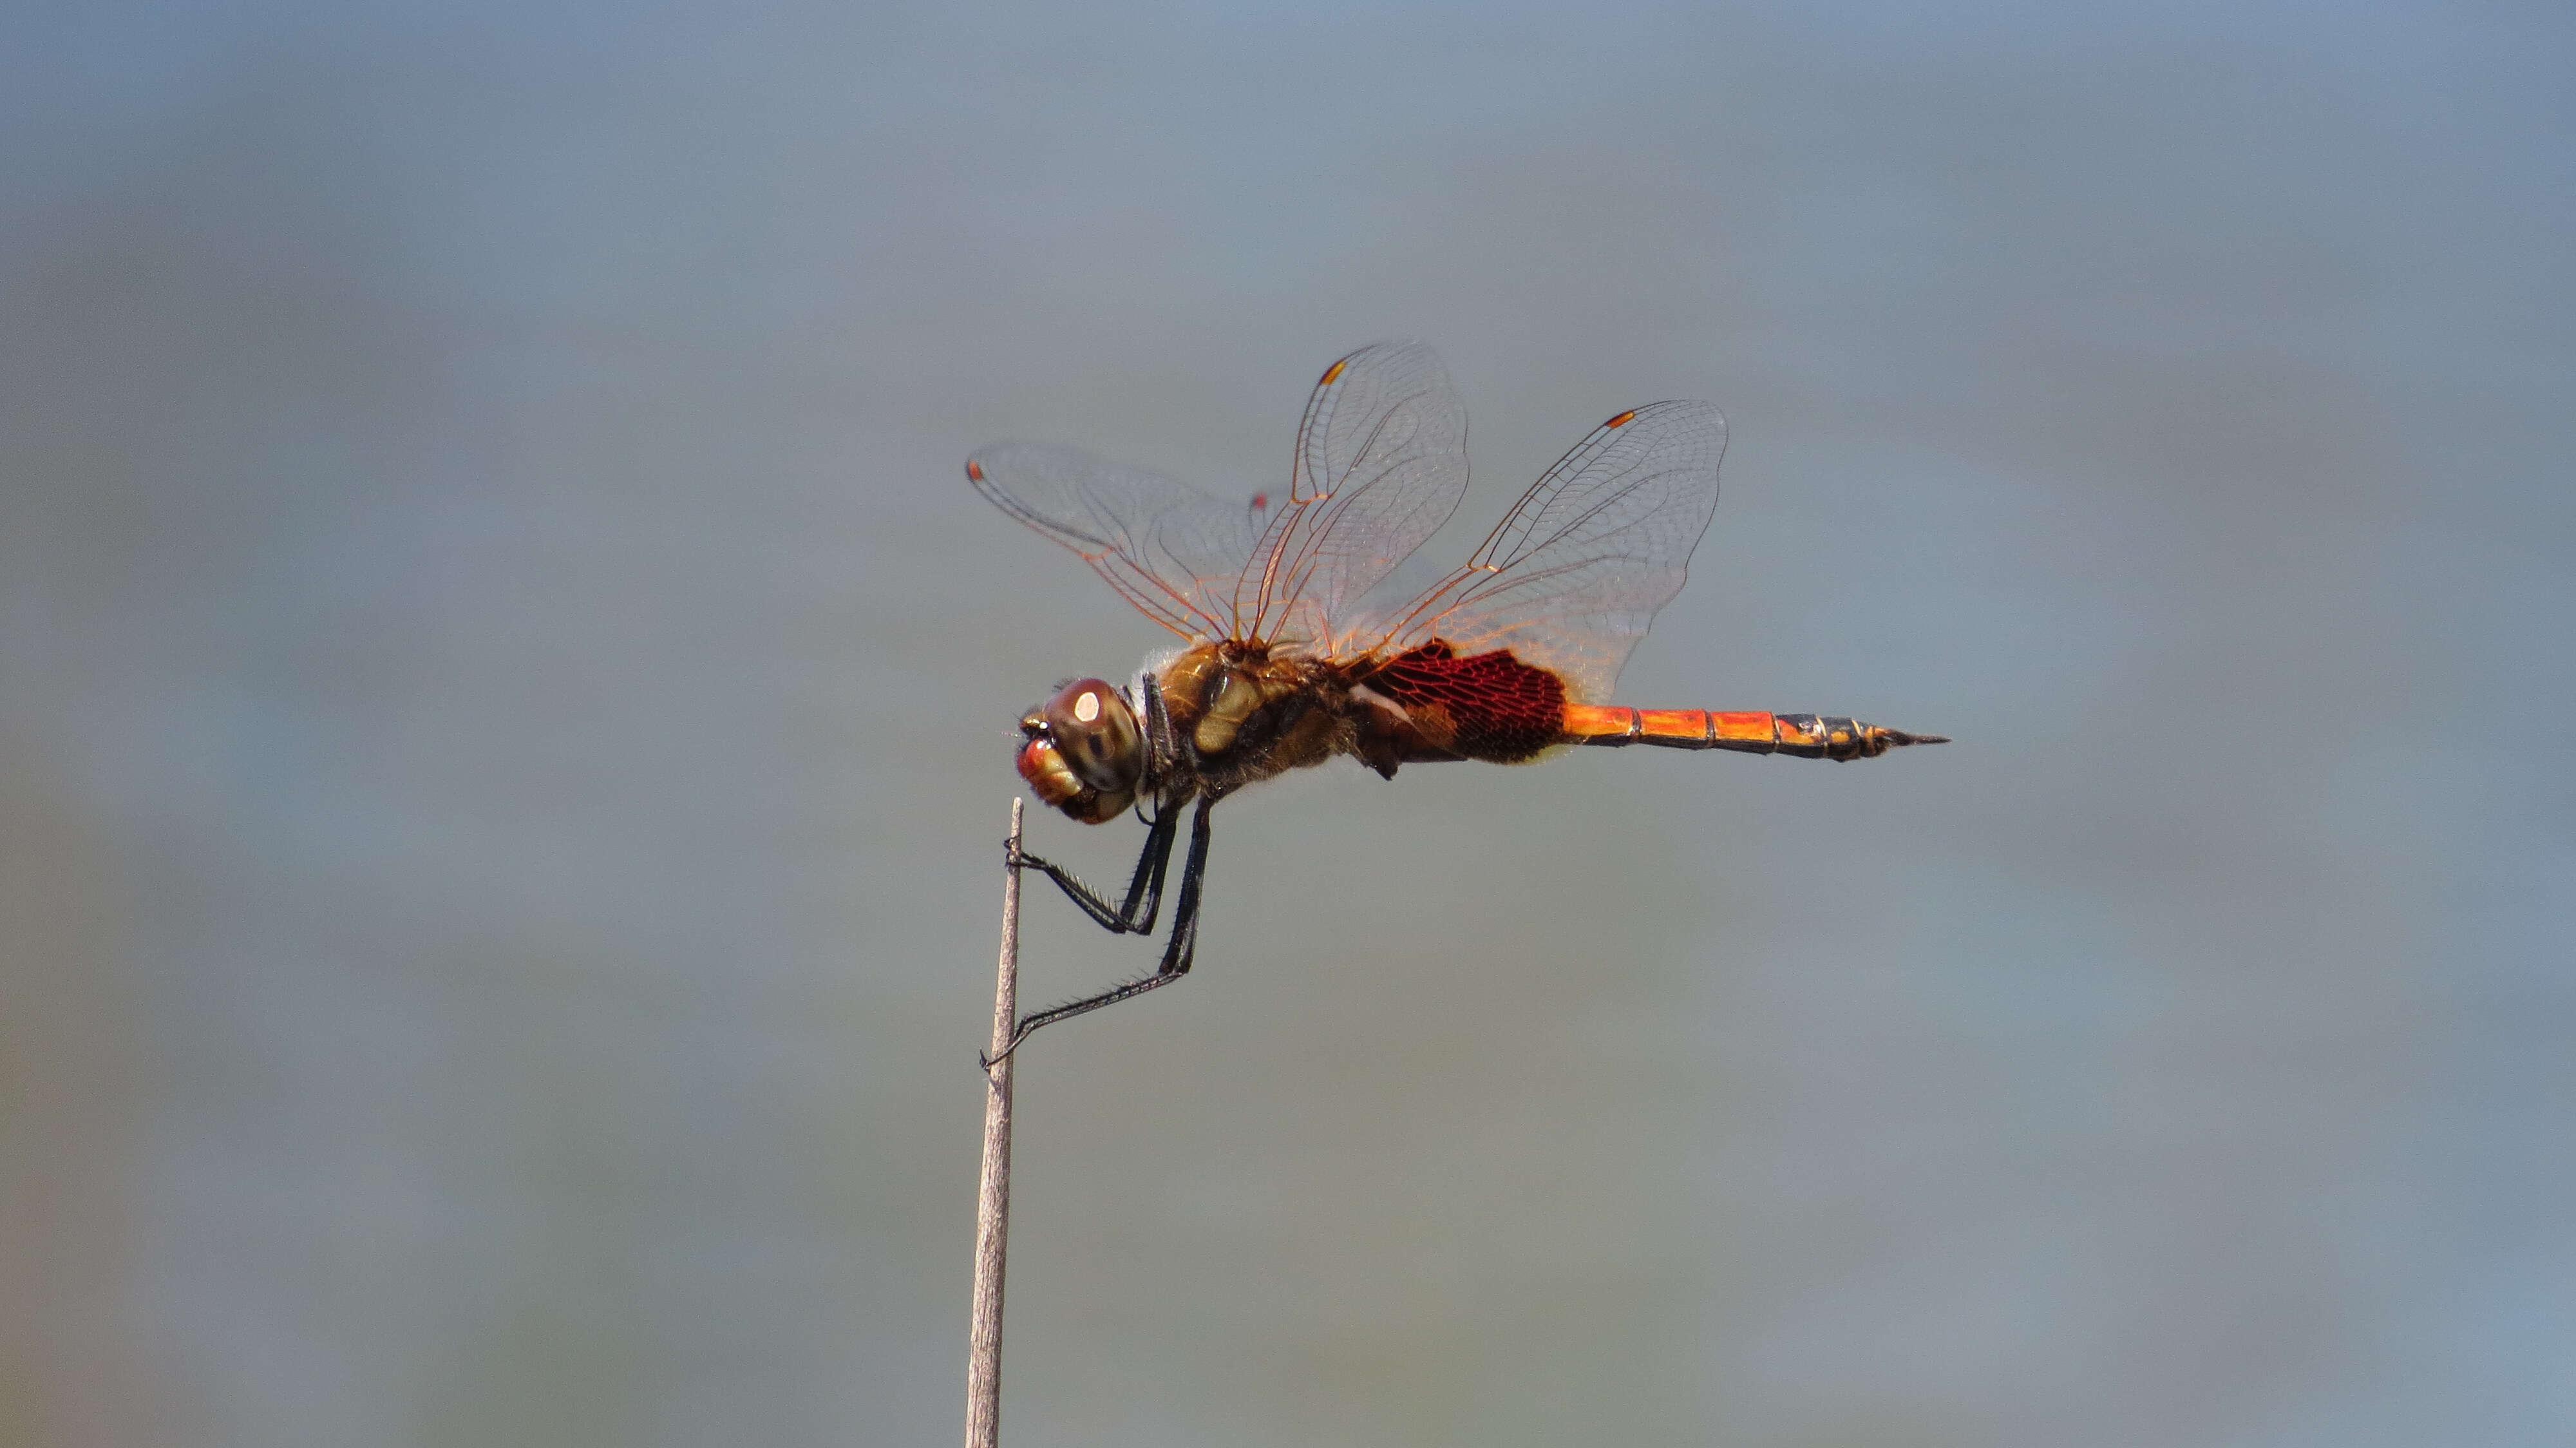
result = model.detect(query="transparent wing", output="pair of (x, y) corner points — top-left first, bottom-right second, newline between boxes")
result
(1360, 400), (1727, 702)
(1236, 341), (1470, 646)
(966, 443), (1261, 640)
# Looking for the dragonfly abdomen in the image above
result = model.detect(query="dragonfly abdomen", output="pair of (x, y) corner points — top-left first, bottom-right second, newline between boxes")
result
(1559, 705), (1947, 761)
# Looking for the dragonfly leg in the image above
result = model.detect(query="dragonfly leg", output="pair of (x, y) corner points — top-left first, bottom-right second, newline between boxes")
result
(987, 793), (1220, 1064)
(1012, 800), (1179, 935)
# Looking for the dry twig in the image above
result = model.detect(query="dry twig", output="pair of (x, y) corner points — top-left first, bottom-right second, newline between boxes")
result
(963, 799), (1022, 1448)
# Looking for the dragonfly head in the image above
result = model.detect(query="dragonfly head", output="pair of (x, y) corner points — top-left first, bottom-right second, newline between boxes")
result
(1016, 678), (1143, 824)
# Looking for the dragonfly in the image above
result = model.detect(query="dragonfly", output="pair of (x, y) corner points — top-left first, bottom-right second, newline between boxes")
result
(969, 341), (1942, 1059)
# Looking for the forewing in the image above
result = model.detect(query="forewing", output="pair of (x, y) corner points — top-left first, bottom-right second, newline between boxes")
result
(1237, 341), (1470, 646)
(1367, 400), (1727, 701)
(967, 443), (1258, 640)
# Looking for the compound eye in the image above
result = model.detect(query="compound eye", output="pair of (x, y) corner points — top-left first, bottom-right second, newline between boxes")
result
(1040, 678), (1142, 794)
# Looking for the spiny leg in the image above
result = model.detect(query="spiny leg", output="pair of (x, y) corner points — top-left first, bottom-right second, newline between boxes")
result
(1011, 799), (1179, 935)
(989, 793), (1221, 1063)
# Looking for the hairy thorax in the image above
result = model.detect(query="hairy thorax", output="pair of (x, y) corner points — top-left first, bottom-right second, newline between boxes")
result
(1153, 642), (1350, 792)
(1154, 637), (1575, 794)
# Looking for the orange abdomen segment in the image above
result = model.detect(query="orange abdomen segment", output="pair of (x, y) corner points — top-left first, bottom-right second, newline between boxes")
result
(1560, 705), (1947, 761)
(1562, 704), (1778, 750)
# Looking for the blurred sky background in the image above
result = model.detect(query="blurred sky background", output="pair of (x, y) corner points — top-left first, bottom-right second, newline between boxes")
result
(3, 3), (2571, 1445)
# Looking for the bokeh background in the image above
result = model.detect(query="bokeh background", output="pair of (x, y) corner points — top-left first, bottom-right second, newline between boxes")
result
(5, 3), (2571, 1444)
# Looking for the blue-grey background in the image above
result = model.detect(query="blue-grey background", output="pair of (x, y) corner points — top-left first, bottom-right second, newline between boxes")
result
(4, 3), (2569, 1445)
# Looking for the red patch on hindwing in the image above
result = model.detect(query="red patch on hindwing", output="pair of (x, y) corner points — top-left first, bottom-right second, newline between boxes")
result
(1361, 642), (1569, 763)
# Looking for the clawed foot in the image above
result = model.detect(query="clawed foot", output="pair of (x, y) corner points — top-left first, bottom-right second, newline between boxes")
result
(978, 1022), (1034, 1074)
